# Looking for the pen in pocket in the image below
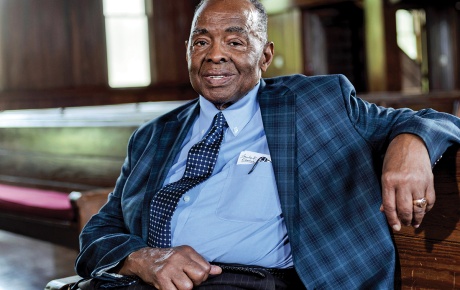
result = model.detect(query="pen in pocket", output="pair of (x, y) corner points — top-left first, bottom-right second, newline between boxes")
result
(248, 156), (270, 174)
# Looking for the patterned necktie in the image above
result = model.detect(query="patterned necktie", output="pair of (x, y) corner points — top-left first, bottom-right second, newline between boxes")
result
(148, 112), (227, 248)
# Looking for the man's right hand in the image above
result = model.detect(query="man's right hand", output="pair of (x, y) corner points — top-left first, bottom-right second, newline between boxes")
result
(116, 245), (222, 290)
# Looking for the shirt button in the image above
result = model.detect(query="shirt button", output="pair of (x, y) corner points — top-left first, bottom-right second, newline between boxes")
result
(183, 196), (191, 203)
(234, 127), (239, 134)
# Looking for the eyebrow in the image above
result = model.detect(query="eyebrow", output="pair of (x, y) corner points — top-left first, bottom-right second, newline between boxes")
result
(192, 26), (248, 36)
(192, 28), (209, 35)
(225, 26), (247, 35)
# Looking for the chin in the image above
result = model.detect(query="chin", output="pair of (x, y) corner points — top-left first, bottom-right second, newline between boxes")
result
(203, 91), (231, 102)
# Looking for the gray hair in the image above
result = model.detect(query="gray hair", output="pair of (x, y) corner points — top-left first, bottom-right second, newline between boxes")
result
(194, 0), (268, 42)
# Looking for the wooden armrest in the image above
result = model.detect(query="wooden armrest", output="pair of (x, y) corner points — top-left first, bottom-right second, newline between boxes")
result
(45, 275), (82, 290)
(393, 146), (460, 288)
(69, 187), (113, 231)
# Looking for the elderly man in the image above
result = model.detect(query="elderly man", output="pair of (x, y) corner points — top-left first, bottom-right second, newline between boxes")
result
(75, 0), (460, 289)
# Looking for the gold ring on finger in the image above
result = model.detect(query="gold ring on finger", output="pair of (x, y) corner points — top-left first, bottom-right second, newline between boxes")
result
(413, 197), (427, 208)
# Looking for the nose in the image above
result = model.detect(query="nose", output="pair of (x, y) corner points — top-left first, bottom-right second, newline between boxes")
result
(206, 42), (228, 63)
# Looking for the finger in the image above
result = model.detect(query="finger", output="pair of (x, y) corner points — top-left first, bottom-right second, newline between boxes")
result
(183, 261), (212, 286)
(395, 187), (414, 227)
(411, 172), (435, 228)
(382, 184), (401, 231)
(177, 246), (217, 285)
(210, 265), (222, 275)
(183, 261), (222, 285)
(425, 181), (436, 213)
(154, 278), (178, 290)
(171, 271), (194, 290)
(412, 185), (435, 228)
(152, 270), (178, 290)
(411, 197), (426, 228)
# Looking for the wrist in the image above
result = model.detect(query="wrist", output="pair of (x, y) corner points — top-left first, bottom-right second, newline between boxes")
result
(115, 247), (151, 276)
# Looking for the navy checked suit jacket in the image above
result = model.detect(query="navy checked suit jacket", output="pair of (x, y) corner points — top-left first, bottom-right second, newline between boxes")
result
(76, 74), (460, 289)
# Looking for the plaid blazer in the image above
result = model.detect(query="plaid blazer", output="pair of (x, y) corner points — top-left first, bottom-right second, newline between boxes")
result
(76, 74), (460, 289)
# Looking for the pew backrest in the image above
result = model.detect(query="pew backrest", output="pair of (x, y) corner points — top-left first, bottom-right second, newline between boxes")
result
(0, 101), (185, 192)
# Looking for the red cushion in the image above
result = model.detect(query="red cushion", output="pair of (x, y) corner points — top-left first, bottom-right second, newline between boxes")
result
(0, 184), (74, 221)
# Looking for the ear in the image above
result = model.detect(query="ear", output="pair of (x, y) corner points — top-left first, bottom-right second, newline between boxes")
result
(260, 41), (274, 72)
(185, 40), (189, 62)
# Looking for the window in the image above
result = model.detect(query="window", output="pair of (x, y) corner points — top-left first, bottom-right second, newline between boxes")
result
(396, 9), (424, 61)
(103, 0), (151, 88)
(396, 9), (428, 92)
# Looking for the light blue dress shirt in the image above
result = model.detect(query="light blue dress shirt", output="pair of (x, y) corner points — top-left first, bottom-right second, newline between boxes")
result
(163, 82), (293, 268)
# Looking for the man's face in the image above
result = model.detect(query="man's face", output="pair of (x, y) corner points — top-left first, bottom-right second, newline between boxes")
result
(186, 0), (273, 109)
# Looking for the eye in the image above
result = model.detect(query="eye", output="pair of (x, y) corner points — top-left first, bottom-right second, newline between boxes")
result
(193, 40), (208, 47)
(228, 40), (243, 46)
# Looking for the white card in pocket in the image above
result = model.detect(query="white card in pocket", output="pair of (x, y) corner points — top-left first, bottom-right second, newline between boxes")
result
(237, 151), (271, 165)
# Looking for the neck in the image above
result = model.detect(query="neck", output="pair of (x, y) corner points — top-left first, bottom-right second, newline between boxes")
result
(214, 101), (233, 110)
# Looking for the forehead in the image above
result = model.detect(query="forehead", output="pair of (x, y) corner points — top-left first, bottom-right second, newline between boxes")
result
(191, 0), (259, 34)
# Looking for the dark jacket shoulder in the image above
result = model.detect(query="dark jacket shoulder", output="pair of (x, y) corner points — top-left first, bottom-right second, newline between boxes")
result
(262, 74), (354, 97)
(131, 99), (199, 139)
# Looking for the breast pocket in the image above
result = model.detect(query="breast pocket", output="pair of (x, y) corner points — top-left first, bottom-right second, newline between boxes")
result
(215, 162), (282, 223)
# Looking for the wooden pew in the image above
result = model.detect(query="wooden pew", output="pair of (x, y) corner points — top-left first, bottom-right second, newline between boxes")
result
(393, 145), (460, 289)
(0, 101), (184, 249)
(45, 145), (460, 289)
(360, 90), (460, 114)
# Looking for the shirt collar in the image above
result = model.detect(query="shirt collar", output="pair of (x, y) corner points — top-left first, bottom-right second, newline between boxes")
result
(199, 82), (260, 137)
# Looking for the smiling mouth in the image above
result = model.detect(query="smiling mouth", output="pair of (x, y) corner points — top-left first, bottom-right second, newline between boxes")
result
(203, 74), (234, 85)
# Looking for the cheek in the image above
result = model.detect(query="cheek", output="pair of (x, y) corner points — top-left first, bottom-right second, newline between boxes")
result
(188, 62), (204, 81)
(187, 50), (203, 68)
(239, 51), (263, 71)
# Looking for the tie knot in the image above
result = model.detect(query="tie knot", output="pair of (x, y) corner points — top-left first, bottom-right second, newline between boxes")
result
(214, 111), (227, 129)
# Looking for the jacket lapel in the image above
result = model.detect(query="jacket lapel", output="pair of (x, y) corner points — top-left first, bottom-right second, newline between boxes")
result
(258, 78), (297, 234)
(141, 101), (200, 239)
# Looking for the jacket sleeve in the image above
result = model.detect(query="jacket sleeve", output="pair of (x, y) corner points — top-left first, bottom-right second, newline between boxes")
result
(74, 100), (197, 285)
(75, 128), (149, 283)
(339, 75), (460, 166)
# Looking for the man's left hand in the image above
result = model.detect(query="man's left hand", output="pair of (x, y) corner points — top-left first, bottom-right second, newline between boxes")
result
(381, 134), (435, 231)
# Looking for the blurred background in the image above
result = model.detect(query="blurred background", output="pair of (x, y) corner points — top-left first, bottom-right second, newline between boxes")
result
(0, 0), (459, 289)
(0, 0), (459, 110)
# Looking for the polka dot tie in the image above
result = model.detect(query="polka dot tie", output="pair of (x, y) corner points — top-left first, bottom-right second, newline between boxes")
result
(148, 112), (228, 248)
